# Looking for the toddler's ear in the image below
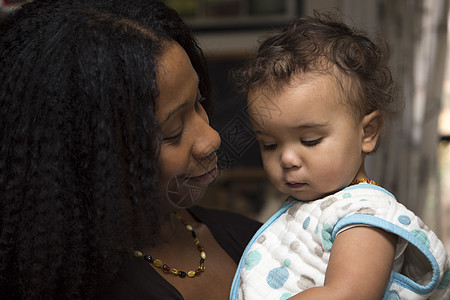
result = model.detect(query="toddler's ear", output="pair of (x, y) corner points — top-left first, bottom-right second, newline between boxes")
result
(361, 110), (383, 153)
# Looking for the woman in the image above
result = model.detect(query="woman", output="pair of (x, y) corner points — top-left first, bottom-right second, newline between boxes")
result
(0, 0), (261, 299)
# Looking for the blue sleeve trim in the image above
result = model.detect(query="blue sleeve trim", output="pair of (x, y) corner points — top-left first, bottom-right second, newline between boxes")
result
(229, 199), (296, 300)
(332, 214), (440, 295)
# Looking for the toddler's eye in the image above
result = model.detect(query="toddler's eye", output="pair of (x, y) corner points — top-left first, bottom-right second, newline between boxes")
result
(301, 138), (322, 147)
(262, 143), (277, 151)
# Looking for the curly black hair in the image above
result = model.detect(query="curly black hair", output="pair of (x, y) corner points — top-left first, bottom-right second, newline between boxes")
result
(233, 11), (401, 122)
(0, 0), (211, 298)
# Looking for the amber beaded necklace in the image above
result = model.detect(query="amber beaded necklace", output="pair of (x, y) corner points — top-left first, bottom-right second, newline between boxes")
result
(134, 213), (206, 278)
(351, 178), (379, 186)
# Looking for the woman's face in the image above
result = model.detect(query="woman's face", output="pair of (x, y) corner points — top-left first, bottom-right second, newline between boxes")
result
(156, 42), (220, 213)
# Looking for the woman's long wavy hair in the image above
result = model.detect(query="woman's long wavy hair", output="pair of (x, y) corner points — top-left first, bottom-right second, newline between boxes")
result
(0, 0), (211, 298)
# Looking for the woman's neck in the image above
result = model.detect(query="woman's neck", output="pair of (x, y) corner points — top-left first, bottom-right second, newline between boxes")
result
(159, 212), (180, 242)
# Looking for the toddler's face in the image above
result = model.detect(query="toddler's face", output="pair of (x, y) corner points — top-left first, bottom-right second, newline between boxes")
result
(248, 74), (367, 201)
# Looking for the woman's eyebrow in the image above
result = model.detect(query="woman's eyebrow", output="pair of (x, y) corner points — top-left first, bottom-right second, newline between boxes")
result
(161, 78), (200, 125)
(161, 101), (189, 125)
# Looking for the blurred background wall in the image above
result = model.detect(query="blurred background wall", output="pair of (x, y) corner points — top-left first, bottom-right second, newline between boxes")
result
(1, 0), (449, 250)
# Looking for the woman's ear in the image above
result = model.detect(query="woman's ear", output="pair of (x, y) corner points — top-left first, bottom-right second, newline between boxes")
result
(361, 110), (384, 153)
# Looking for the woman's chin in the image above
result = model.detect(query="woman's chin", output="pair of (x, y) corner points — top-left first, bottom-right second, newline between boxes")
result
(162, 178), (209, 210)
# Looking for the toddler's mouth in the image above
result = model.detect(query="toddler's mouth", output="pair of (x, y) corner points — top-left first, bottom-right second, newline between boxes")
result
(286, 182), (306, 189)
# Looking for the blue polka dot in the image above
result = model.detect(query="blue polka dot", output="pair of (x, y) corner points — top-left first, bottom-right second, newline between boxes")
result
(283, 259), (291, 267)
(321, 223), (333, 251)
(245, 250), (261, 270)
(398, 215), (411, 226)
(410, 229), (430, 249)
(280, 293), (293, 300)
(303, 217), (310, 229)
(438, 269), (450, 290)
(266, 266), (289, 289)
(343, 193), (351, 198)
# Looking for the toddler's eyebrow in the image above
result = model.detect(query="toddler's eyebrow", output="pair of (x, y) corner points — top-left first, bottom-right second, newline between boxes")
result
(253, 129), (267, 136)
(294, 122), (329, 129)
(253, 122), (328, 135)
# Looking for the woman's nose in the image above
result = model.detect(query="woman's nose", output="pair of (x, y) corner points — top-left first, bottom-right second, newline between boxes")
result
(192, 114), (221, 160)
(280, 147), (301, 169)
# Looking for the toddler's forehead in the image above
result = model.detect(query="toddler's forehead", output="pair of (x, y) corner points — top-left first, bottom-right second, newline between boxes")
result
(248, 72), (339, 99)
(247, 72), (362, 121)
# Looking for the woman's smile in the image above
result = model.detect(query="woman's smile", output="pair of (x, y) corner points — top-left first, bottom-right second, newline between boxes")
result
(186, 166), (218, 185)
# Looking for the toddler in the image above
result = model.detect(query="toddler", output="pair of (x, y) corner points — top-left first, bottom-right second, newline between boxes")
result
(230, 12), (449, 300)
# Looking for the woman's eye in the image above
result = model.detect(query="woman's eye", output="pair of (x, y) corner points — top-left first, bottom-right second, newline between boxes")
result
(163, 129), (183, 143)
(195, 96), (206, 111)
(301, 138), (322, 147)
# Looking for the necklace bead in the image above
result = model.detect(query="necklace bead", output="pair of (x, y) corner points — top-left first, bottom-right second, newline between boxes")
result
(351, 178), (378, 186)
(153, 258), (163, 268)
(187, 270), (196, 278)
(134, 213), (206, 278)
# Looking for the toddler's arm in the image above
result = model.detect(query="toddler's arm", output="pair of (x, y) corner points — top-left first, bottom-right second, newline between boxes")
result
(289, 226), (396, 300)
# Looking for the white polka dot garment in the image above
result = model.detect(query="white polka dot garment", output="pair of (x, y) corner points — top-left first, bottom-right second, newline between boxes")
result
(230, 184), (450, 300)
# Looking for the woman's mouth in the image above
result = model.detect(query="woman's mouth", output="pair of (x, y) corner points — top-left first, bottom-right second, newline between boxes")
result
(186, 167), (218, 185)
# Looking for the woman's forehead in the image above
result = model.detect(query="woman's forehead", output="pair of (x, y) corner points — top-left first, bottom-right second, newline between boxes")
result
(156, 42), (199, 123)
